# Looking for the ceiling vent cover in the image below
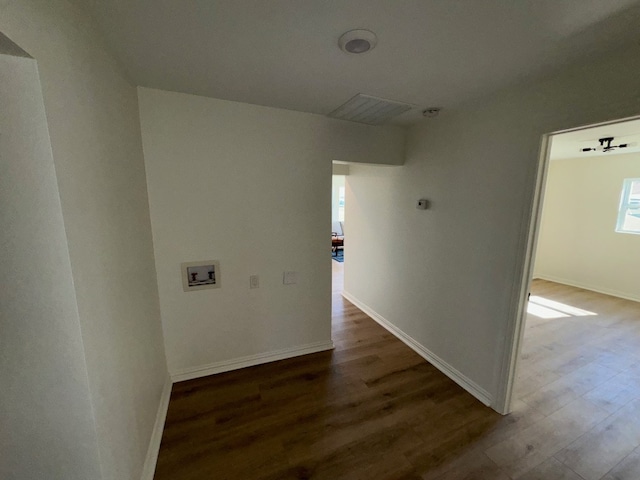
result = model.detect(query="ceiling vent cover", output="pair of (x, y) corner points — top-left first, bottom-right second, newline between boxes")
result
(328, 94), (413, 125)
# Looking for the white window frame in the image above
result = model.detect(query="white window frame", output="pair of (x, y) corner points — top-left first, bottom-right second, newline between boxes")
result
(615, 177), (640, 235)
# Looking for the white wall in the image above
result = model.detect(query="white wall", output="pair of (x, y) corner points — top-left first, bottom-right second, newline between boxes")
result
(0, 52), (102, 480)
(138, 87), (405, 378)
(344, 43), (640, 409)
(534, 153), (640, 301)
(0, 2), (167, 479)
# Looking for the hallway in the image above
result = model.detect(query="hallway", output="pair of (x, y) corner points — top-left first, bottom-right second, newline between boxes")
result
(154, 261), (500, 479)
(153, 268), (640, 479)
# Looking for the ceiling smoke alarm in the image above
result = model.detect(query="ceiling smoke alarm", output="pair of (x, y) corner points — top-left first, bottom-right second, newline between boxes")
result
(338, 30), (377, 54)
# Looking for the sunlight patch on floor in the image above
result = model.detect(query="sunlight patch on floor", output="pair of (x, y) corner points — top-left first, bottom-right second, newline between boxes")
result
(527, 295), (597, 319)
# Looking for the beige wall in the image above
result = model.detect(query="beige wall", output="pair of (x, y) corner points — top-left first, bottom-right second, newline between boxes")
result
(344, 43), (640, 410)
(0, 52), (102, 480)
(138, 87), (405, 378)
(332, 163), (351, 176)
(534, 153), (640, 301)
(0, 2), (167, 479)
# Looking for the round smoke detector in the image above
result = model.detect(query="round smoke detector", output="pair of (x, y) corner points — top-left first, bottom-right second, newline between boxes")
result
(338, 29), (377, 54)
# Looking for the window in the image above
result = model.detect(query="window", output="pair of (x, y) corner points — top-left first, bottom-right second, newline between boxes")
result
(616, 178), (640, 234)
(338, 186), (345, 222)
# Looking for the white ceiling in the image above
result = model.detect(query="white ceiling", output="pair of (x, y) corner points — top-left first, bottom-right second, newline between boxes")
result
(550, 118), (640, 160)
(81, 0), (640, 125)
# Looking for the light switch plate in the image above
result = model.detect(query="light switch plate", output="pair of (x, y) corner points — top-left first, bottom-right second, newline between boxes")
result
(249, 275), (259, 289)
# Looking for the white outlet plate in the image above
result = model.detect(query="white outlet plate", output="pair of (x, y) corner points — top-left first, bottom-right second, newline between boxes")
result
(249, 275), (259, 289)
(283, 271), (298, 285)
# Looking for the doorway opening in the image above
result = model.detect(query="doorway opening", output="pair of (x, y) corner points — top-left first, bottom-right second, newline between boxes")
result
(501, 116), (640, 415)
(331, 163), (348, 298)
(331, 174), (345, 264)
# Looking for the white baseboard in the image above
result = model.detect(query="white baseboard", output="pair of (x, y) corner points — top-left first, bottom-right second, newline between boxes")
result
(170, 341), (335, 383)
(533, 274), (640, 303)
(341, 290), (493, 407)
(141, 375), (172, 480)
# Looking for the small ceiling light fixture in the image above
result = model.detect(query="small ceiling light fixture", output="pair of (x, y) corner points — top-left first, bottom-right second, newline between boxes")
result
(581, 136), (634, 153)
(338, 29), (377, 54)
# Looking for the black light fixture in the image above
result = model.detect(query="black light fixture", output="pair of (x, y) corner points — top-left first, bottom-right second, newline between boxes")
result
(581, 136), (630, 153)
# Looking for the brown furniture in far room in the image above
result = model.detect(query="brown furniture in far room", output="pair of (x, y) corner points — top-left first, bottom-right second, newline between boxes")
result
(331, 221), (345, 257)
(331, 221), (344, 256)
(331, 234), (343, 256)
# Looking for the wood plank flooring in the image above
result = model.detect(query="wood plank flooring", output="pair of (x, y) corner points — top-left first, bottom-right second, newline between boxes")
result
(501, 280), (640, 480)
(154, 270), (640, 479)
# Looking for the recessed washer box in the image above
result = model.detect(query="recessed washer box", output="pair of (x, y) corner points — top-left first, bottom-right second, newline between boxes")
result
(181, 260), (220, 292)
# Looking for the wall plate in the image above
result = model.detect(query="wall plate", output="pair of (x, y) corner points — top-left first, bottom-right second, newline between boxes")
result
(181, 260), (220, 292)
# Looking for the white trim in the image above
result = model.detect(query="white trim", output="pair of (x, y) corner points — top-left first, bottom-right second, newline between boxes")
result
(170, 341), (335, 383)
(141, 375), (172, 480)
(341, 291), (493, 407)
(533, 274), (640, 303)
(495, 133), (553, 415)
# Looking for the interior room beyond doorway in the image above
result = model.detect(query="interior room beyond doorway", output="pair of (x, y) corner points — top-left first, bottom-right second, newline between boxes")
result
(506, 118), (640, 479)
(332, 170), (346, 265)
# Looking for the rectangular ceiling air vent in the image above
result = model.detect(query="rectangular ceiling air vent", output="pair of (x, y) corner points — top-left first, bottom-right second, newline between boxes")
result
(328, 94), (413, 125)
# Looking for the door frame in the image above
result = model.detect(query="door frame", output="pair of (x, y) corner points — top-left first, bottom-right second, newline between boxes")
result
(495, 114), (640, 414)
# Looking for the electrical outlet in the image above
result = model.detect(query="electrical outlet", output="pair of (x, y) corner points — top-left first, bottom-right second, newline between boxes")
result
(283, 271), (298, 285)
(249, 275), (259, 289)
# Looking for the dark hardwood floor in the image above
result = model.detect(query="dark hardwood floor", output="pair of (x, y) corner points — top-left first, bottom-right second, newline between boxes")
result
(154, 267), (640, 480)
